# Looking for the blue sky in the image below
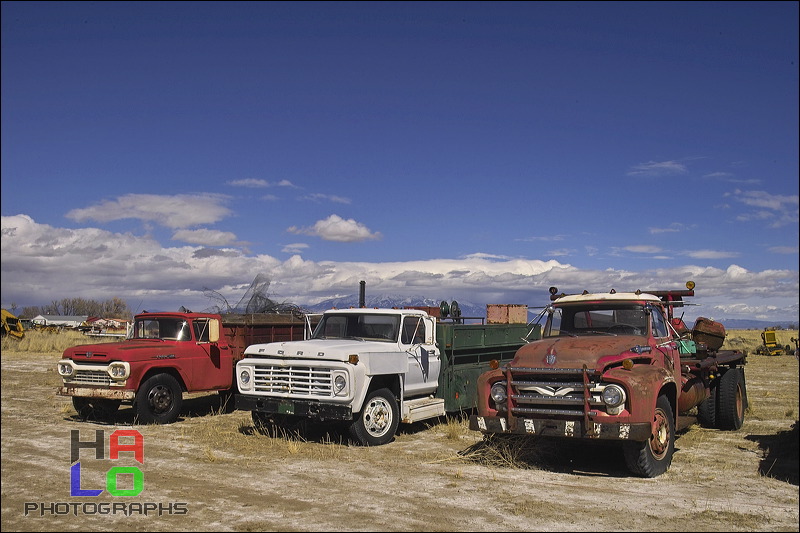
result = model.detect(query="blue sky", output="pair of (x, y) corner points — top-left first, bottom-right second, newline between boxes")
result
(2, 1), (798, 323)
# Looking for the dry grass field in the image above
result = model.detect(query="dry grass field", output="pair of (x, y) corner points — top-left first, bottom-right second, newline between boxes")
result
(1, 328), (798, 532)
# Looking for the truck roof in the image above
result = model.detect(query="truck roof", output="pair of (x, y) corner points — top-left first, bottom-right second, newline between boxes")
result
(553, 292), (662, 305)
(322, 308), (428, 316)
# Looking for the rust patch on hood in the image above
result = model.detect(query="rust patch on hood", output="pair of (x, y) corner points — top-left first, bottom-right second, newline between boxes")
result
(512, 335), (643, 369)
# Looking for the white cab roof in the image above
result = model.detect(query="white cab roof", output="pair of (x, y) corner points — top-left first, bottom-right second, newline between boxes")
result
(554, 292), (662, 305)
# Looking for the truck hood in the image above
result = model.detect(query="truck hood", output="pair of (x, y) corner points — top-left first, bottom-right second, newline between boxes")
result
(243, 338), (399, 362)
(511, 335), (646, 370)
(62, 339), (186, 363)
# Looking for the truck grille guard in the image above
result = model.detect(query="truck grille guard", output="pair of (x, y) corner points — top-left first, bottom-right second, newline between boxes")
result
(503, 364), (602, 436)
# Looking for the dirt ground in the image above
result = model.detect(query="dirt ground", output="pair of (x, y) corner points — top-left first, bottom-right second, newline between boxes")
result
(1, 350), (798, 532)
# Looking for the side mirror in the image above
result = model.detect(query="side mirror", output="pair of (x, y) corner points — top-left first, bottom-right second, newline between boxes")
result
(208, 319), (220, 343)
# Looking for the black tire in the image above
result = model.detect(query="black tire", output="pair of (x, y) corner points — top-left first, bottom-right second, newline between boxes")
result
(696, 383), (717, 429)
(622, 395), (675, 478)
(717, 368), (746, 430)
(135, 374), (183, 424)
(72, 397), (121, 421)
(348, 387), (399, 446)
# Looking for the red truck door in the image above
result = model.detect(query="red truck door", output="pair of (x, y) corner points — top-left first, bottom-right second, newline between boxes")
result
(189, 318), (234, 391)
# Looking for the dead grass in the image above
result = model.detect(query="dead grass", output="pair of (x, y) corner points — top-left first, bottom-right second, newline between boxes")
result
(1, 328), (120, 355)
(722, 329), (798, 354)
(1, 328), (798, 532)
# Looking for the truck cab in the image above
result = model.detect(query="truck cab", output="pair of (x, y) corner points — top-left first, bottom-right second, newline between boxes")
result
(470, 283), (747, 477)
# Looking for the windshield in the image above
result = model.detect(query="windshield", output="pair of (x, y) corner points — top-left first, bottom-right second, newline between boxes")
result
(312, 313), (400, 342)
(547, 304), (648, 337)
(133, 318), (191, 340)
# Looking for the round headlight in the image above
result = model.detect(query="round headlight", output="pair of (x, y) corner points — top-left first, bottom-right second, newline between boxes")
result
(334, 375), (346, 392)
(490, 382), (507, 403)
(58, 363), (73, 376)
(601, 384), (626, 408)
(108, 363), (128, 379)
(239, 369), (251, 385)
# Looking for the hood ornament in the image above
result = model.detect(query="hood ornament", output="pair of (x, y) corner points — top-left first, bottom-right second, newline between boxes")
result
(545, 346), (557, 366)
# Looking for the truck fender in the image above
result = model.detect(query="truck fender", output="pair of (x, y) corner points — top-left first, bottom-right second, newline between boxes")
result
(352, 374), (402, 416)
(137, 366), (188, 394)
(605, 366), (677, 425)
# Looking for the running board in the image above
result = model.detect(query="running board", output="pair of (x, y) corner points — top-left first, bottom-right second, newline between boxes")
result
(401, 396), (446, 424)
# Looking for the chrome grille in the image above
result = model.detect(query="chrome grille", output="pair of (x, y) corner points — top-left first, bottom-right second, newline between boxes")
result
(72, 370), (112, 386)
(252, 365), (334, 396)
(504, 368), (602, 416)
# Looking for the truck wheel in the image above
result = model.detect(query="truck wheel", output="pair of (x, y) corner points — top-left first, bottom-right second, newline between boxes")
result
(348, 387), (399, 446)
(717, 368), (746, 430)
(622, 395), (675, 478)
(72, 397), (121, 421)
(696, 384), (717, 429)
(135, 374), (183, 424)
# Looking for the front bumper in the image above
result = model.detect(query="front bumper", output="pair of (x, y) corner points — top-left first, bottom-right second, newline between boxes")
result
(235, 394), (353, 422)
(469, 414), (652, 441)
(57, 386), (136, 401)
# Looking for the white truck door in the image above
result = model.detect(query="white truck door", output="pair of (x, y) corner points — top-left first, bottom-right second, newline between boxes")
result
(401, 316), (440, 396)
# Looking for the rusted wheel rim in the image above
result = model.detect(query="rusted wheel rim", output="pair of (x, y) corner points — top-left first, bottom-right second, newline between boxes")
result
(649, 408), (670, 459)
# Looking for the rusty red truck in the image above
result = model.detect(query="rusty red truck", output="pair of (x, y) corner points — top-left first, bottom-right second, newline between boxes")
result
(57, 311), (313, 424)
(469, 282), (748, 477)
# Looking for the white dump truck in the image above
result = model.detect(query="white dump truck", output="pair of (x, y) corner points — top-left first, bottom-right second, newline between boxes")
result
(235, 304), (540, 445)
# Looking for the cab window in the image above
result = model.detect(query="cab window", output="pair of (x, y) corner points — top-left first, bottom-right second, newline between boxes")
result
(651, 307), (669, 338)
(194, 319), (211, 342)
(401, 317), (425, 345)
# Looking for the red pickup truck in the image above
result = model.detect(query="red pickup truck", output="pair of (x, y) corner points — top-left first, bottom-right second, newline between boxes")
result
(57, 311), (312, 424)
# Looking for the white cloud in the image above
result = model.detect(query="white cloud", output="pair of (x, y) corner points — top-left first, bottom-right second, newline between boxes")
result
(768, 245), (799, 254)
(227, 178), (271, 188)
(461, 253), (513, 260)
(727, 189), (798, 211)
(281, 243), (310, 254)
(66, 194), (232, 229)
(228, 179), (297, 188)
(1, 215), (797, 323)
(626, 160), (689, 177)
(624, 245), (663, 254)
(682, 249), (740, 260)
(299, 193), (351, 204)
(172, 228), (240, 246)
(287, 214), (382, 242)
(726, 189), (799, 228)
(516, 235), (567, 242)
(649, 223), (692, 234)
(546, 248), (574, 257)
